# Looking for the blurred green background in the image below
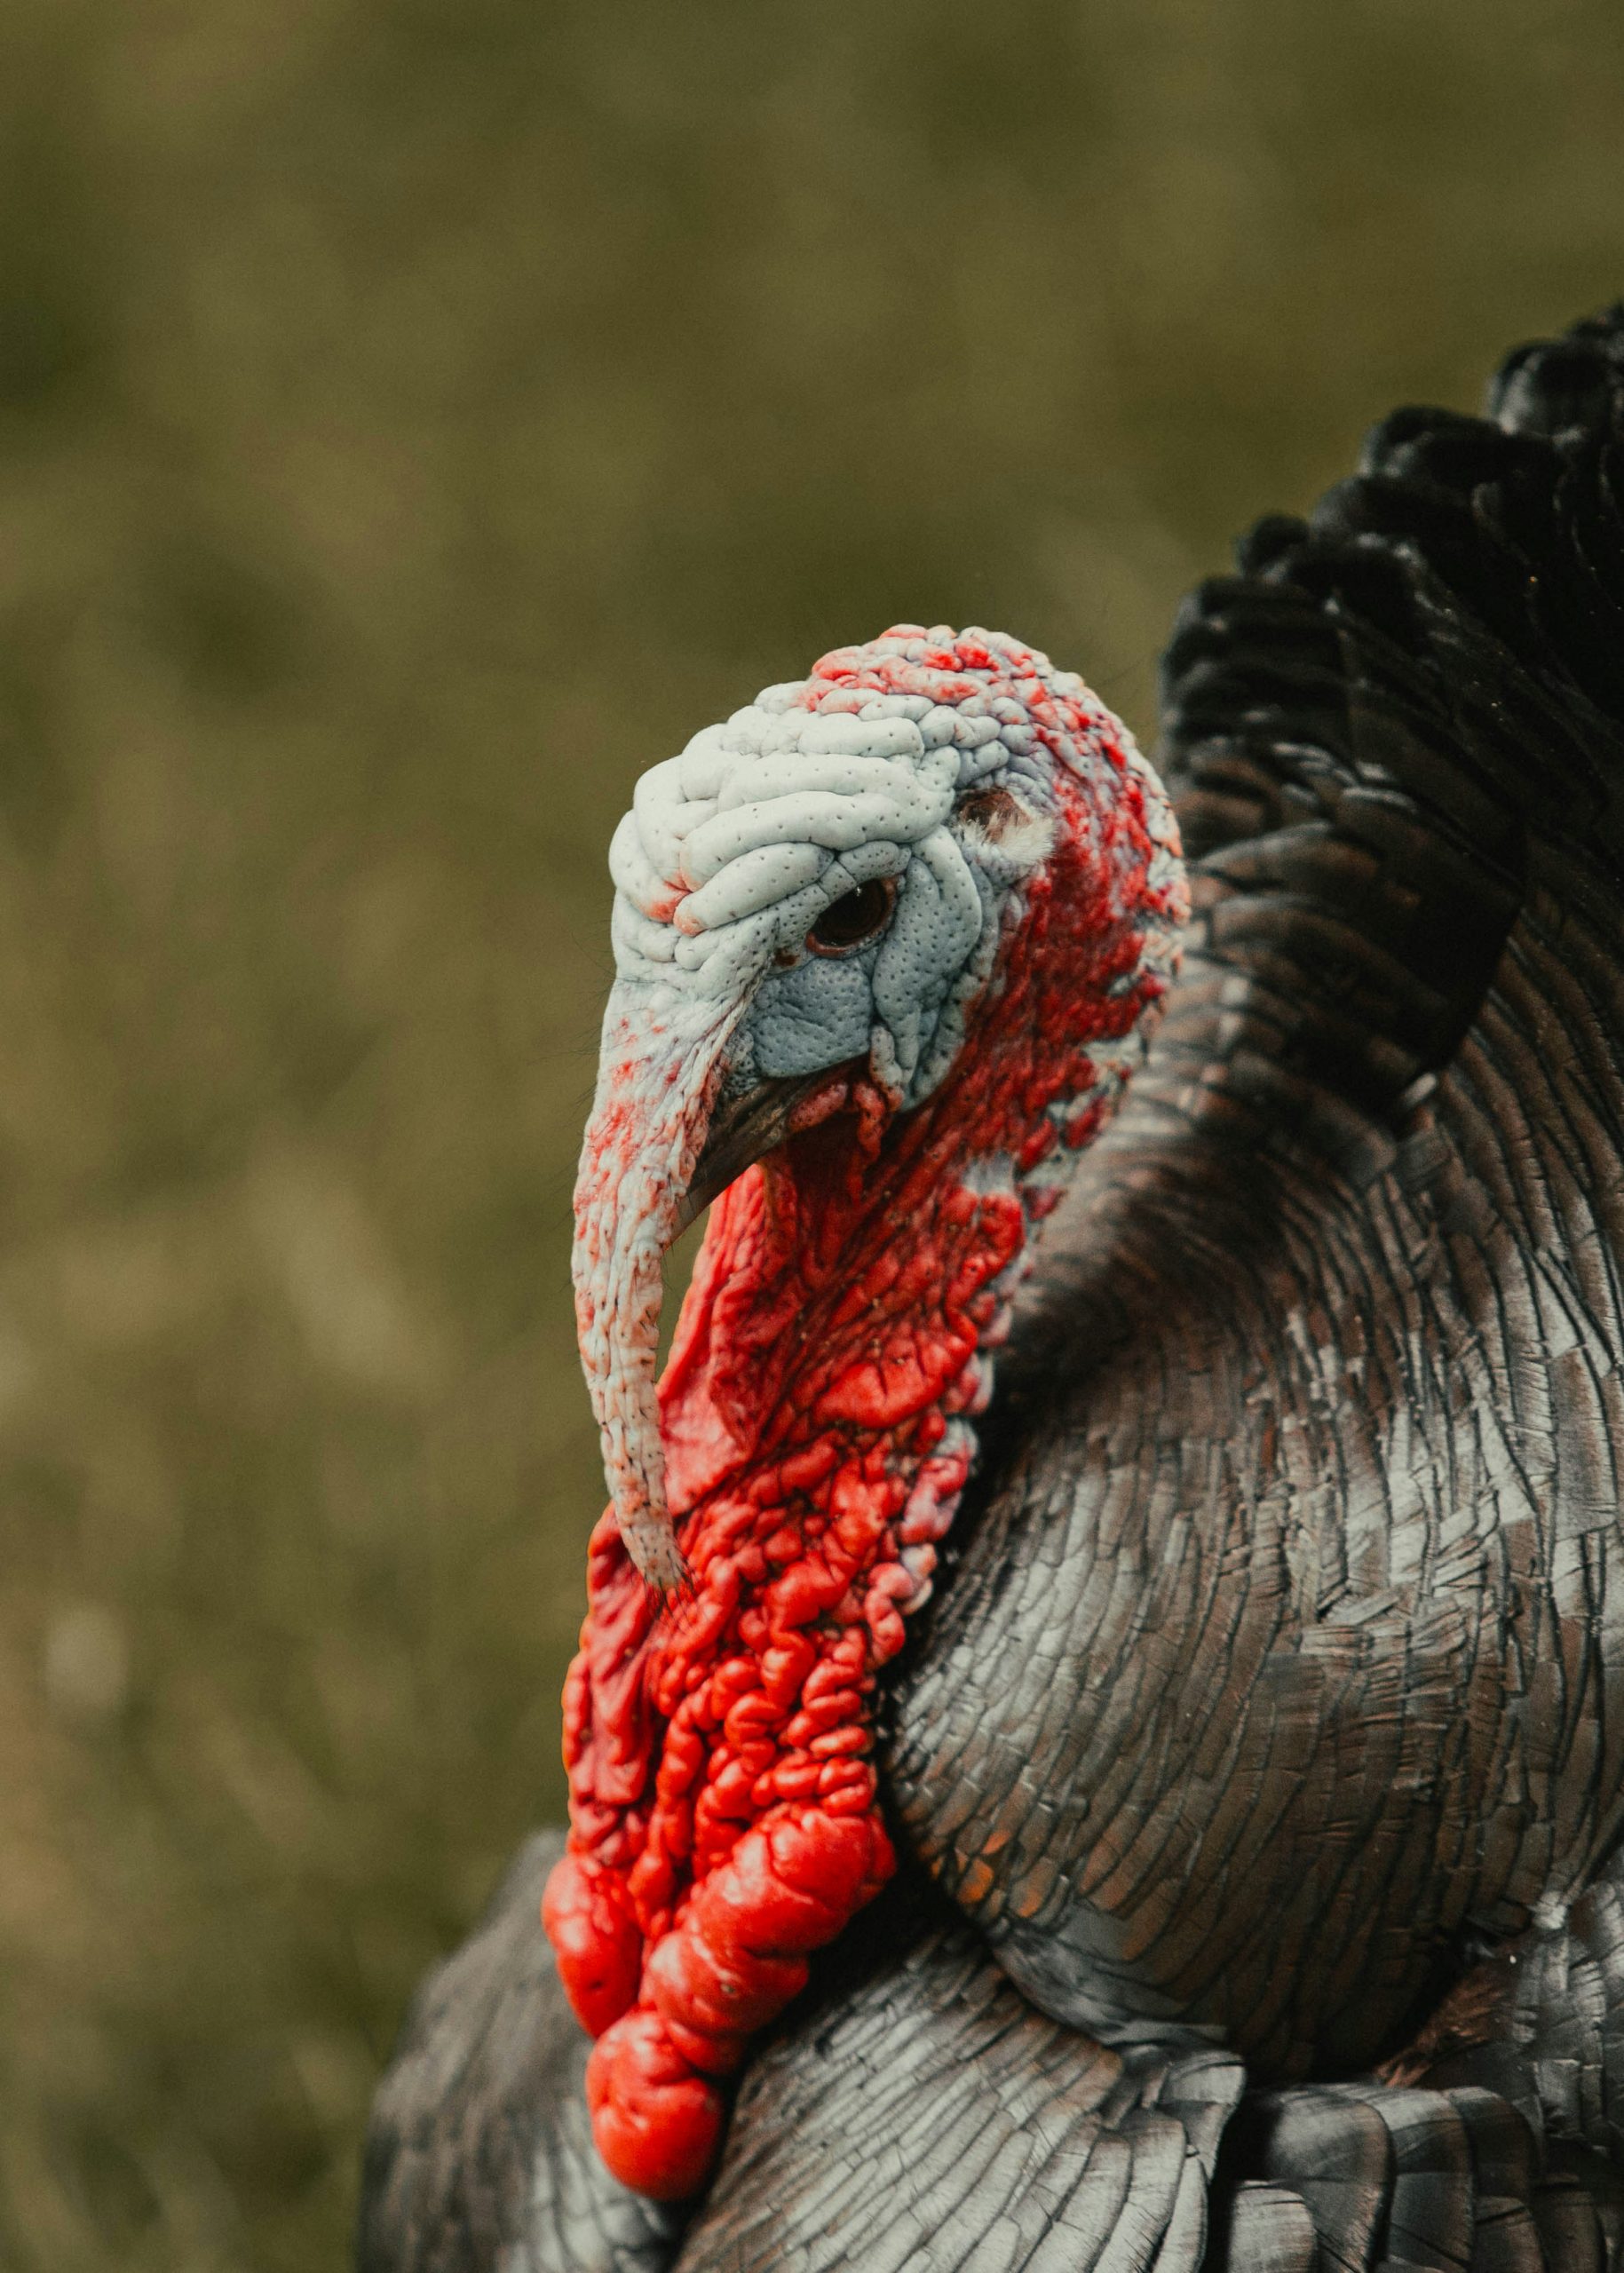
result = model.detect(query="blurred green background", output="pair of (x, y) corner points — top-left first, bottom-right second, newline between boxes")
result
(3, 0), (1623, 2263)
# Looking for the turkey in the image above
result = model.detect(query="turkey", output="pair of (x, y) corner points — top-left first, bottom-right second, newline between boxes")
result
(359, 306), (1624, 2271)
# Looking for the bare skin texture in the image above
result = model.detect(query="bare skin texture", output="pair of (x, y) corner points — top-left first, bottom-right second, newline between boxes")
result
(361, 310), (1624, 2270)
(551, 631), (1186, 2196)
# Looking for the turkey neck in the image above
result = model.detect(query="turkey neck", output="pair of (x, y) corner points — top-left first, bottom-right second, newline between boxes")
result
(657, 1072), (1023, 1554)
(659, 831), (1160, 1594)
(548, 815), (1173, 2201)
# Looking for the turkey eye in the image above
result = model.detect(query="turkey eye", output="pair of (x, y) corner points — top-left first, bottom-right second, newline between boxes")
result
(806, 876), (897, 957)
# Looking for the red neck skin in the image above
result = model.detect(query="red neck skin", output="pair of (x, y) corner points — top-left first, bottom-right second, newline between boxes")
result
(543, 772), (1172, 2201)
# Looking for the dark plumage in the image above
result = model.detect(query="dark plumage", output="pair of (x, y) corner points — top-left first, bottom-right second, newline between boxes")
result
(357, 1835), (680, 2273)
(360, 308), (1624, 2269)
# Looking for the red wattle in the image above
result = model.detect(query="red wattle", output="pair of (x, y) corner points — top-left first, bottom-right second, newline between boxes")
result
(542, 1849), (641, 2038)
(578, 1802), (893, 2191)
(586, 2008), (725, 2200)
(549, 631), (1187, 2201)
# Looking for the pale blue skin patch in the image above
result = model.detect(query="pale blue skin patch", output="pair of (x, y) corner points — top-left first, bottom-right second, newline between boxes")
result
(725, 842), (999, 1099)
(741, 954), (876, 1083)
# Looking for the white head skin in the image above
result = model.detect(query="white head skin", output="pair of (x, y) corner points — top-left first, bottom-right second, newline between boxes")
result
(571, 626), (1184, 1589)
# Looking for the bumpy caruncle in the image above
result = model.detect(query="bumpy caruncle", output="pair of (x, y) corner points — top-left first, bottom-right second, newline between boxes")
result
(549, 627), (1188, 2198)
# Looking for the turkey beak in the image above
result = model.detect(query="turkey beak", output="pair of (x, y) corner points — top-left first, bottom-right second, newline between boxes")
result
(571, 985), (747, 1592)
(574, 983), (841, 1589)
(674, 1068), (833, 1233)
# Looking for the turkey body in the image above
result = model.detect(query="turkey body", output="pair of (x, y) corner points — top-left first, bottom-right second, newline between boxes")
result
(360, 310), (1624, 2270)
(899, 501), (1624, 2080)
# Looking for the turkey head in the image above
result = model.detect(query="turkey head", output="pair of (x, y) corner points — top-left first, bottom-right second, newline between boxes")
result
(549, 627), (1188, 2196)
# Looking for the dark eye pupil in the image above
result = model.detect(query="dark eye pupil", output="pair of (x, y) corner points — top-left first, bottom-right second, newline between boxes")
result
(808, 877), (895, 954)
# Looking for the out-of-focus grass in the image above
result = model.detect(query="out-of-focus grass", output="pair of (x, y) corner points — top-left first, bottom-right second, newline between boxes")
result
(1, 0), (1622, 2263)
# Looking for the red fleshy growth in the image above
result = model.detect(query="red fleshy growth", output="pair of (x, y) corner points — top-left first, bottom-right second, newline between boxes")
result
(549, 635), (1186, 2198)
(542, 1849), (642, 2038)
(586, 2008), (725, 2199)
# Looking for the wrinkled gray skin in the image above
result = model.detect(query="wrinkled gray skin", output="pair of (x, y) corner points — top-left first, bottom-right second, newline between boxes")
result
(360, 313), (1624, 2270)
